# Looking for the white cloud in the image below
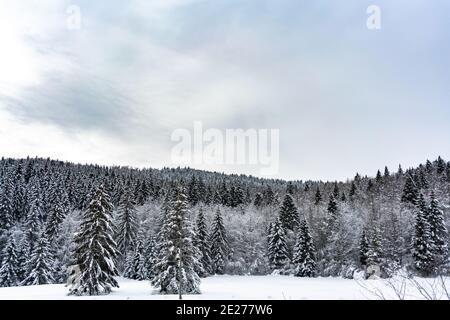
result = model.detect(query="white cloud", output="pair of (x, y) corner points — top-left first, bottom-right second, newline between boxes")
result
(0, 0), (449, 180)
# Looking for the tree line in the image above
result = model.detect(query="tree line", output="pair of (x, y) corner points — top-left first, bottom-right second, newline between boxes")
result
(0, 156), (449, 294)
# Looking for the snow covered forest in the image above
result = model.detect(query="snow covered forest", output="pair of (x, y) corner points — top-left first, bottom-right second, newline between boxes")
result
(0, 156), (449, 296)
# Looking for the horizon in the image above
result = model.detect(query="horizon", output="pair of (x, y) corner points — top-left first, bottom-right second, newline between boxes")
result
(1, 153), (444, 184)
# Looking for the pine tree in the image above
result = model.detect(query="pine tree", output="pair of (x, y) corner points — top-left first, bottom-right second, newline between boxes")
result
(0, 235), (18, 287)
(359, 229), (370, 267)
(69, 184), (119, 296)
(21, 234), (55, 286)
(267, 218), (289, 271)
(427, 192), (448, 273)
(210, 208), (229, 274)
(412, 194), (434, 276)
(115, 189), (139, 264)
(279, 194), (299, 230)
(194, 207), (212, 276)
(293, 220), (316, 277)
(151, 186), (202, 294)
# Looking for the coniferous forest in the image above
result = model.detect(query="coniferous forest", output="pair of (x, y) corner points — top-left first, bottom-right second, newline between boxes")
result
(0, 156), (449, 295)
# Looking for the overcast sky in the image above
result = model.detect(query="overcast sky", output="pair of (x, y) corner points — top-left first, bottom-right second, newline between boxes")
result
(0, 0), (449, 181)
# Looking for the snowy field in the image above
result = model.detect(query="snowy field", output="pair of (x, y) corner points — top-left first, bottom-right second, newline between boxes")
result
(0, 275), (448, 300)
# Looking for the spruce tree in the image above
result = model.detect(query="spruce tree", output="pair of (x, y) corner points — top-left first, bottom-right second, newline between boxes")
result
(425, 160), (433, 173)
(427, 192), (448, 272)
(254, 193), (263, 208)
(143, 236), (157, 280)
(267, 218), (289, 271)
(366, 225), (383, 266)
(349, 181), (357, 199)
(0, 235), (18, 287)
(304, 183), (310, 192)
(44, 201), (66, 245)
(194, 207), (212, 276)
(446, 162), (450, 182)
(286, 182), (295, 195)
(293, 220), (316, 277)
(21, 233), (55, 286)
(69, 184), (119, 296)
(24, 194), (44, 253)
(332, 182), (340, 199)
(412, 194), (434, 276)
(279, 194), (299, 230)
(210, 208), (229, 274)
(419, 170), (429, 189)
(367, 180), (374, 192)
(359, 229), (370, 267)
(137, 180), (150, 205)
(327, 195), (338, 226)
(401, 175), (419, 205)
(150, 193), (172, 279)
(375, 170), (383, 183)
(151, 186), (202, 294)
(436, 156), (446, 175)
(16, 236), (30, 282)
(314, 187), (322, 205)
(188, 176), (200, 205)
(115, 189), (139, 264)
(0, 183), (14, 232)
(263, 186), (275, 206)
(124, 236), (146, 280)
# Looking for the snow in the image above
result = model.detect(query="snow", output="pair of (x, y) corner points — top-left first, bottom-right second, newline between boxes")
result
(0, 275), (448, 300)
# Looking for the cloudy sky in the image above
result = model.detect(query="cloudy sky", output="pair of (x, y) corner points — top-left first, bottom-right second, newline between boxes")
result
(0, 0), (449, 181)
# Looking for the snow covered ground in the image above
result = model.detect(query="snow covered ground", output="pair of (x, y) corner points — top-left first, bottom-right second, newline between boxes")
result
(0, 275), (448, 300)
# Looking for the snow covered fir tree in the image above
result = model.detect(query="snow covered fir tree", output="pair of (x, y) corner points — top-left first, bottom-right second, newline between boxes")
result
(68, 184), (119, 296)
(0, 156), (449, 294)
(151, 185), (202, 294)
